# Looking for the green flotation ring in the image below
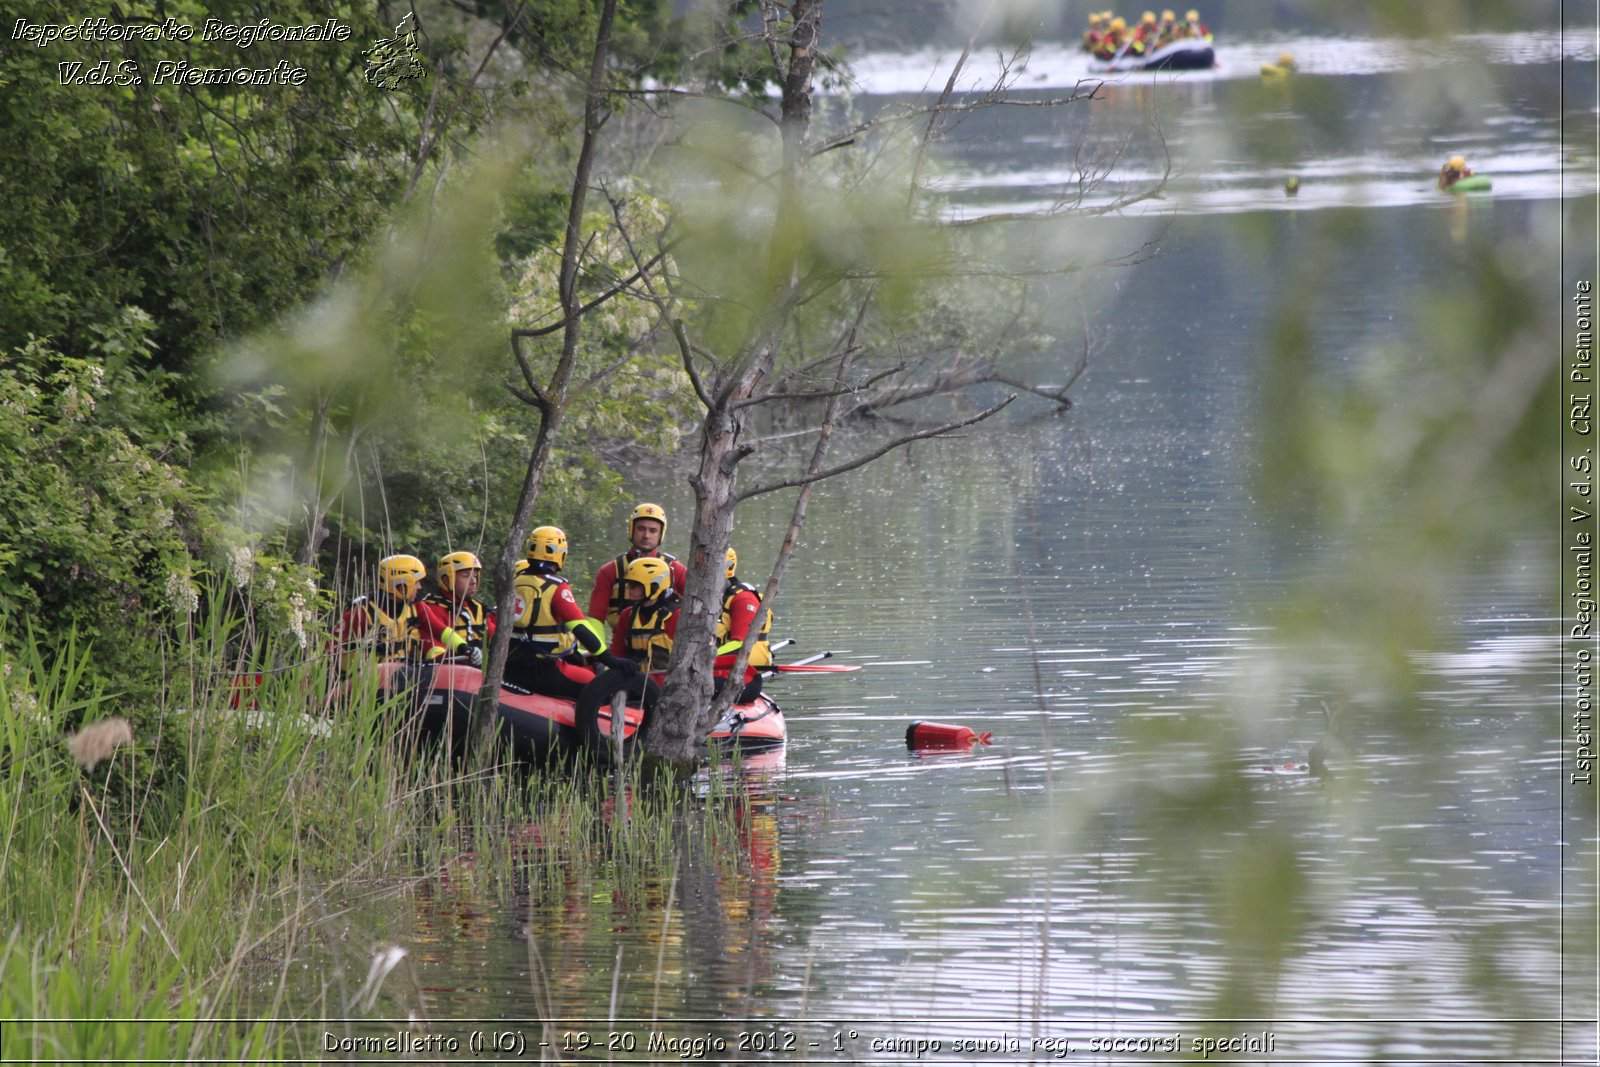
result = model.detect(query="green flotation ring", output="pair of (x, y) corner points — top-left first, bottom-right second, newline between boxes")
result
(1447, 175), (1493, 193)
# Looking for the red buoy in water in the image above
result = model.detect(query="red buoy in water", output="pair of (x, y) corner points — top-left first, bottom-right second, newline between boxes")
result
(905, 720), (993, 750)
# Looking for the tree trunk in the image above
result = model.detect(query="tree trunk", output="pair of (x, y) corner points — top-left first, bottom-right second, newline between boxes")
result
(646, 393), (753, 767)
(467, 0), (619, 764)
(642, 0), (821, 771)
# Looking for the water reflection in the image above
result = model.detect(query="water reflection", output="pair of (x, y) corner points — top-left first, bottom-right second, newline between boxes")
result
(363, 759), (804, 1032)
(309, 598), (1564, 1059)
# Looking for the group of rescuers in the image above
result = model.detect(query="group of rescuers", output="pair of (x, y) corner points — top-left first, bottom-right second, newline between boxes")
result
(1081, 9), (1212, 61)
(333, 504), (773, 705)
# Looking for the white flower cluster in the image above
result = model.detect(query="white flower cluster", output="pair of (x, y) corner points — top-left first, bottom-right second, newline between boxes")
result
(505, 191), (679, 348)
(285, 591), (310, 648)
(165, 569), (199, 617)
(1, 660), (40, 722)
(228, 545), (254, 589)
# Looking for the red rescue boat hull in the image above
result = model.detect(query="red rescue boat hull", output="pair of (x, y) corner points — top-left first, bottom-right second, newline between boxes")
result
(376, 661), (785, 762)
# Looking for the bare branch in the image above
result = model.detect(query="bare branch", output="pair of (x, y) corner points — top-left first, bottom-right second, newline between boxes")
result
(673, 319), (716, 410)
(989, 372), (1074, 409)
(403, 2), (529, 202)
(735, 357), (901, 410)
(510, 246), (675, 339)
(910, 0), (998, 196)
(508, 332), (551, 411)
(737, 394), (1017, 501)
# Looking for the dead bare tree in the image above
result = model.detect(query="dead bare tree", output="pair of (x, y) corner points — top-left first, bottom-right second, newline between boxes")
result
(635, 0), (1170, 769)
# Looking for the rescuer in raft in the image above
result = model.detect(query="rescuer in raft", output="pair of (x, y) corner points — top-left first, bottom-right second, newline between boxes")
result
(1081, 9), (1110, 52)
(1437, 155), (1474, 189)
(587, 503), (688, 631)
(334, 553), (474, 671)
(609, 556), (681, 685)
(1093, 16), (1138, 60)
(1132, 10), (1161, 50)
(715, 547), (774, 703)
(422, 550), (496, 660)
(506, 525), (629, 700)
(1181, 8), (1212, 41)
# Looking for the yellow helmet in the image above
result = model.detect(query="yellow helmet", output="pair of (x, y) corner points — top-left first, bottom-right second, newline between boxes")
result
(629, 502), (667, 538)
(1162, 9), (1176, 20)
(725, 547), (738, 579)
(1186, 9), (1199, 20)
(1446, 155), (1467, 170)
(378, 554), (426, 600)
(623, 556), (673, 601)
(436, 551), (481, 593)
(1110, 16), (1126, 31)
(525, 525), (568, 569)
(1141, 11), (1157, 24)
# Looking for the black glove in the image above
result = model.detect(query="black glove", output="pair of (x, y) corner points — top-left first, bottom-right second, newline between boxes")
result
(599, 652), (639, 674)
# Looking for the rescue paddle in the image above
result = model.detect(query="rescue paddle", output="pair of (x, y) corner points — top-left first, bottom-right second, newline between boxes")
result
(771, 663), (861, 673)
(762, 649), (861, 676)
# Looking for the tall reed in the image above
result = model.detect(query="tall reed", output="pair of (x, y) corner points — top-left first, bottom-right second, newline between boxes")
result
(0, 593), (423, 1059)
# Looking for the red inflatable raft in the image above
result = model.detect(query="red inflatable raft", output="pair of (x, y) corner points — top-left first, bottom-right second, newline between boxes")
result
(376, 661), (785, 762)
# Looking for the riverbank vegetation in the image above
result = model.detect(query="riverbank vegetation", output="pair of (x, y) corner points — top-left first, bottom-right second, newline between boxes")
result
(1, 607), (759, 1057)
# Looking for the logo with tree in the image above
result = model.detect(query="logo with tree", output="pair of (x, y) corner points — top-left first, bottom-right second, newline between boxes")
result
(363, 14), (425, 90)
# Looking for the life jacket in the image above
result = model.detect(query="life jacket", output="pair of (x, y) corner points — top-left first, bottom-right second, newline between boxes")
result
(344, 595), (430, 662)
(623, 598), (677, 673)
(422, 592), (490, 646)
(605, 550), (679, 627)
(717, 580), (774, 668)
(512, 569), (577, 658)
(1095, 31), (1125, 59)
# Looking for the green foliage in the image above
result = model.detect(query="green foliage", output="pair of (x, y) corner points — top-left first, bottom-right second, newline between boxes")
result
(0, 319), (206, 684)
(656, 102), (950, 362)
(503, 189), (696, 463)
(216, 153), (691, 577)
(1255, 213), (1557, 703)
(0, 0), (413, 383)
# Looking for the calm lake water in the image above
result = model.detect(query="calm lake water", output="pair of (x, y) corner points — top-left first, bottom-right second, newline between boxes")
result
(300, 19), (1596, 1064)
